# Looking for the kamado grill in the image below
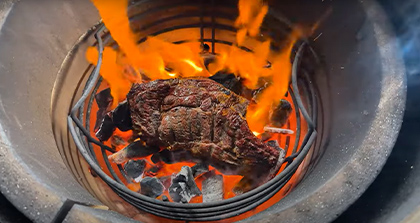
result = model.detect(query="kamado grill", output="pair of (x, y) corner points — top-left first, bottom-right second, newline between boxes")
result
(0, 0), (406, 223)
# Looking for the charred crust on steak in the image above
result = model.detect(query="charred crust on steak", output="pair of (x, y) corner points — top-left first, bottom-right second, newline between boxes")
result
(125, 78), (282, 192)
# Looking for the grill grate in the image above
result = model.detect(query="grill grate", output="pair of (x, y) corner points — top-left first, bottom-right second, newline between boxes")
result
(67, 5), (319, 220)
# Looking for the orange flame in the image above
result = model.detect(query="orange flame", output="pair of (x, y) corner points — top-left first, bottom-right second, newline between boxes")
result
(85, 1), (330, 221)
(88, 0), (209, 107)
(235, 0), (268, 45)
(246, 34), (298, 132)
(88, 0), (300, 204)
(207, 0), (299, 133)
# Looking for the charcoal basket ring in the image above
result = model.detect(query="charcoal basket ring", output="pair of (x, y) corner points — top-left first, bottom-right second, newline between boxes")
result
(68, 23), (318, 221)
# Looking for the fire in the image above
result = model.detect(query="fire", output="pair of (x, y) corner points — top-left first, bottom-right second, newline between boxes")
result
(88, 0), (305, 212)
(183, 59), (203, 73)
(235, 0), (268, 45)
(87, 0), (297, 130)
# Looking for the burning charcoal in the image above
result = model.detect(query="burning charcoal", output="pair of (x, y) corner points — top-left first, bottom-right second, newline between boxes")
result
(161, 195), (169, 202)
(169, 166), (201, 203)
(95, 114), (116, 141)
(144, 165), (162, 177)
(110, 135), (126, 148)
(233, 177), (255, 195)
(201, 43), (210, 52)
(209, 72), (242, 95)
(124, 160), (146, 182)
(149, 149), (183, 164)
(112, 101), (133, 131)
(150, 153), (162, 164)
(270, 99), (292, 127)
(154, 149), (193, 164)
(94, 88), (113, 131)
(108, 141), (160, 164)
(203, 173), (224, 202)
(191, 163), (209, 178)
(140, 177), (165, 198)
(159, 176), (172, 189)
(152, 150), (174, 164)
(95, 88), (113, 108)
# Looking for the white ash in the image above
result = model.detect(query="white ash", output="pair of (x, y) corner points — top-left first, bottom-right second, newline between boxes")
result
(264, 126), (294, 134)
(169, 166), (201, 203)
(203, 173), (224, 202)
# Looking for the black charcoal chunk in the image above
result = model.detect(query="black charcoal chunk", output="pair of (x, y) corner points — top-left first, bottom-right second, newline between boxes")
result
(112, 101), (133, 131)
(203, 173), (224, 202)
(271, 99), (292, 127)
(173, 174), (187, 184)
(157, 149), (193, 164)
(151, 153), (162, 164)
(127, 141), (159, 158)
(140, 177), (165, 198)
(191, 163), (209, 178)
(201, 43), (210, 52)
(94, 88), (113, 131)
(108, 141), (160, 164)
(157, 149), (175, 164)
(209, 72), (242, 95)
(124, 160), (146, 182)
(169, 166), (201, 203)
(169, 182), (188, 203)
(145, 165), (162, 176)
(161, 195), (169, 202)
(95, 88), (113, 108)
(95, 114), (116, 141)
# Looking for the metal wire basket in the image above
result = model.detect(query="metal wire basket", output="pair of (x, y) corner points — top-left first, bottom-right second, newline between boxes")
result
(67, 2), (319, 220)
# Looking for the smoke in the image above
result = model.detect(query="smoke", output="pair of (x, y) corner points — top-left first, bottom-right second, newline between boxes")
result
(379, 0), (420, 117)
(381, 0), (420, 80)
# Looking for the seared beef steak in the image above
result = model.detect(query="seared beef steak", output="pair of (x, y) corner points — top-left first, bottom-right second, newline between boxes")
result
(125, 78), (283, 191)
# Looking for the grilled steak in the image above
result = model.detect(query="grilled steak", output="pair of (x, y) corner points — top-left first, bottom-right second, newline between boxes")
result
(126, 78), (283, 192)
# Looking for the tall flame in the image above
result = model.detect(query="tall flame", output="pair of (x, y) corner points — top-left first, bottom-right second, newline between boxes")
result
(209, 0), (299, 133)
(235, 0), (269, 45)
(87, 0), (298, 132)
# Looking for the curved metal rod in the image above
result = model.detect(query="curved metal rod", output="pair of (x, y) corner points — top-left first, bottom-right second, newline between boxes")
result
(67, 21), (318, 220)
